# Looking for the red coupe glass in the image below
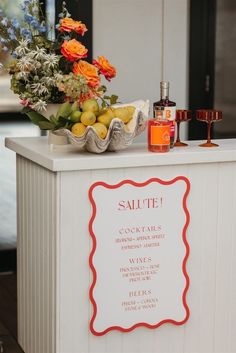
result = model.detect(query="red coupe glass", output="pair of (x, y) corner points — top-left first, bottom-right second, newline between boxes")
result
(174, 110), (192, 147)
(196, 110), (222, 147)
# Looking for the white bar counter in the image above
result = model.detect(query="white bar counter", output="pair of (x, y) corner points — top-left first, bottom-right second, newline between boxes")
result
(6, 137), (236, 171)
(5, 137), (236, 353)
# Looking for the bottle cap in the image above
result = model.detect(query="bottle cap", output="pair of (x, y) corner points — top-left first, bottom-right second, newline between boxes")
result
(160, 81), (169, 88)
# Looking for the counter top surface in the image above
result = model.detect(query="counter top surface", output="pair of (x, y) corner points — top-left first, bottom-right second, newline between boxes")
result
(5, 137), (236, 172)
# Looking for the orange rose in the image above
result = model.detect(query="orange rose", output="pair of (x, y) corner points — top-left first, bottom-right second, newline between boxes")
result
(73, 60), (100, 88)
(93, 56), (116, 81)
(58, 17), (87, 36)
(61, 39), (88, 62)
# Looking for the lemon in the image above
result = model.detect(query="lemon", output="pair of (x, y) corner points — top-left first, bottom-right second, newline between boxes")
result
(71, 101), (79, 112)
(126, 106), (135, 116)
(97, 113), (113, 128)
(70, 110), (82, 123)
(71, 123), (86, 137)
(93, 122), (108, 139)
(82, 99), (99, 114)
(97, 108), (107, 116)
(98, 107), (115, 116)
(106, 107), (116, 117)
(113, 107), (131, 123)
(81, 111), (96, 126)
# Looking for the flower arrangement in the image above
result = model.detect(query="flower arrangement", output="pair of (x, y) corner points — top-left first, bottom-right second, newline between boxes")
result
(0, 1), (118, 117)
(0, 0), (148, 151)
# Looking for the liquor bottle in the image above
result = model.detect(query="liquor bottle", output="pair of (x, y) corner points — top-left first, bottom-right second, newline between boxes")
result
(148, 107), (171, 153)
(153, 81), (176, 148)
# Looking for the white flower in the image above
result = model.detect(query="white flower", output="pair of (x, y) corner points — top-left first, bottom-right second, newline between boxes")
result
(31, 83), (49, 95)
(39, 86), (49, 95)
(54, 73), (64, 82)
(28, 46), (47, 61)
(32, 100), (47, 112)
(41, 76), (56, 87)
(0, 62), (3, 71)
(35, 62), (42, 69)
(43, 54), (59, 69)
(15, 39), (30, 57)
(16, 71), (29, 80)
(17, 56), (34, 71)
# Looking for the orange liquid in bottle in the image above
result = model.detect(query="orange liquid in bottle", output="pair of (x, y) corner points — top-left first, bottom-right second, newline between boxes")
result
(148, 119), (171, 153)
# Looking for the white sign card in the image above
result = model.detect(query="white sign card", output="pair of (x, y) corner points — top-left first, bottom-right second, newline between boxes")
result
(88, 177), (190, 336)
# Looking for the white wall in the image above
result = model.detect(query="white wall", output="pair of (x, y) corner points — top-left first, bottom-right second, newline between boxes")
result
(93, 0), (189, 141)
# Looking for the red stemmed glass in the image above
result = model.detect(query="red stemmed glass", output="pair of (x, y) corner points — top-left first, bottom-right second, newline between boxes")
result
(174, 110), (192, 147)
(196, 110), (222, 147)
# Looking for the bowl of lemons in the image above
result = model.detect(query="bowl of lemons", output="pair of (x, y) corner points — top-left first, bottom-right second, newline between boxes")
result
(54, 99), (149, 153)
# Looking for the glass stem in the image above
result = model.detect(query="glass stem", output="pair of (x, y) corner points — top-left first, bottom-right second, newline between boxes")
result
(207, 122), (212, 144)
(176, 121), (180, 143)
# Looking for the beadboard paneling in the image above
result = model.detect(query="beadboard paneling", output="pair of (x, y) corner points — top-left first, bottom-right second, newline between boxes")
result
(16, 157), (236, 353)
(57, 162), (236, 353)
(17, 155), (58, 353)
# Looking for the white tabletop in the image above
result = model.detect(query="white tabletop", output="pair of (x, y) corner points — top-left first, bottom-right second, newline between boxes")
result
(5, 137), (236, 172)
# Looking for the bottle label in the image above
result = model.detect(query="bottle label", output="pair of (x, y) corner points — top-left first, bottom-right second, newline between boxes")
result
(154, 109), (164, 119)
(154, 106), (176, 138)
(163, 107), (176, 121)
(150, 125), (170, 146)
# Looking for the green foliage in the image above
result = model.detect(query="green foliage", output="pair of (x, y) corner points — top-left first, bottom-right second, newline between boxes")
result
(22, 107), (54, 130)
(22, 107), (47, 125)
(22, 102), (78, 130)
(38, 121), (55, 130)
(56, 102), (72, 119)
(101, 94), (120, 108)
(0, 1), (119, 120)
(110, 95), (119, 105)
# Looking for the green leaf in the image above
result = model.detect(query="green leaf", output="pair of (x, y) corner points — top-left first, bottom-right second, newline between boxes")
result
(21, 107), (32, 115)
(53, 116), (72, 129)
(23, 109), (49, 126)
(56, 102), (72, 119)
(55, 118), (73, 130)
(98, 85), (107, 93)
(58, 116), (72, 124)
(49, 115), (58, 125)
(110, 94), (119, 105)
(38, 121), (55, 130)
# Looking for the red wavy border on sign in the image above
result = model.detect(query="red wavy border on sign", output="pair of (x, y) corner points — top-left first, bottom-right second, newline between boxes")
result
(88, 176), (190, 336)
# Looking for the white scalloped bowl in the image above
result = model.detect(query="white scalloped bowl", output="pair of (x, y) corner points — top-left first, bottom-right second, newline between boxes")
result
(53, 100), (149, 154)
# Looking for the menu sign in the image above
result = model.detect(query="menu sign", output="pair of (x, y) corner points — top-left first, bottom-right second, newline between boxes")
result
(88, 177), (190, 336)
